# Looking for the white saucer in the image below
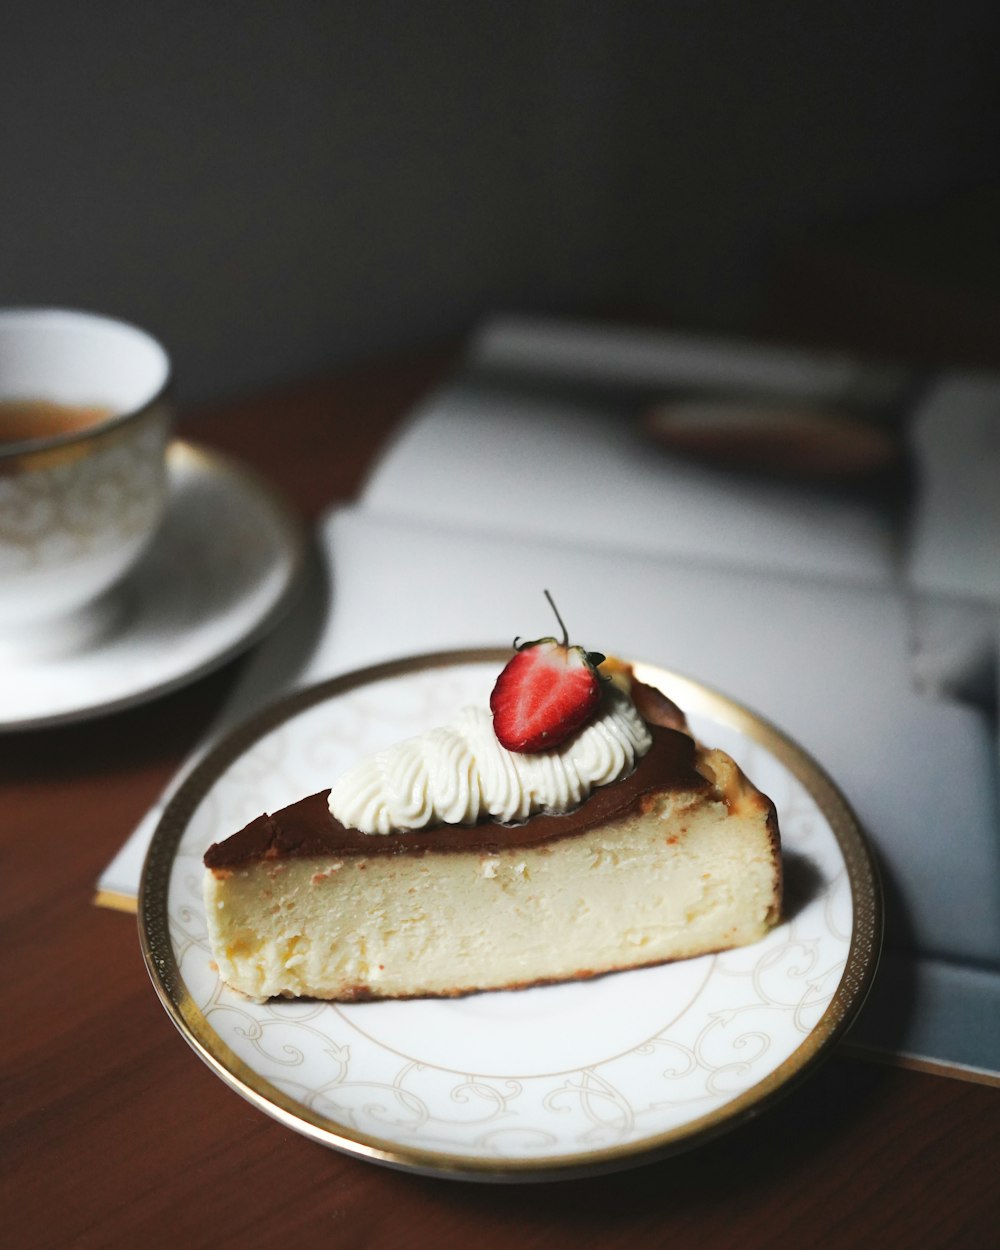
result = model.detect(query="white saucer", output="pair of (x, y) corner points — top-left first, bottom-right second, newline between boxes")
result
(1, 441), (304, 731)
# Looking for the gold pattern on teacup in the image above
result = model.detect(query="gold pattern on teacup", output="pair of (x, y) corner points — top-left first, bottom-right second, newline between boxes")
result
(0, 409), (168, 573)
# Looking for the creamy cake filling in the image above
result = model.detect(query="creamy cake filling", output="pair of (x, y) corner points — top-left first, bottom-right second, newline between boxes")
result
(205, 778), (780, 1002)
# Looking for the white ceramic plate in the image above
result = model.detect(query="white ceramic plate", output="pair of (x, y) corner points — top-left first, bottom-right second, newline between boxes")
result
(0, 441), (303, 730)
(140, 650), (882, 1181)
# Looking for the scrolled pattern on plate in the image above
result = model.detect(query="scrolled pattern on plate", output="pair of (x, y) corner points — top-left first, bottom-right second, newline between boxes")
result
(142, 652), (881, 1178)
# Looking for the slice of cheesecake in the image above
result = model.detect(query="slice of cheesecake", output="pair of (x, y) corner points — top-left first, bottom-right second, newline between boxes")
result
(202, 688), (782, 1002)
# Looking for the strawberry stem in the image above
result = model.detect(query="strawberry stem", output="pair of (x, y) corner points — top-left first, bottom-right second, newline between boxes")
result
(543, 589), (569, 647)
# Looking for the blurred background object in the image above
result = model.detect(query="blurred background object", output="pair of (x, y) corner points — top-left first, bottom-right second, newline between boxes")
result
(765, 185), (1000, 369)
(2, 1), (998, 402)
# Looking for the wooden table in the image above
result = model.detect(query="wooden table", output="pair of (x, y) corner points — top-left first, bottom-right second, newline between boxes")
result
(4, 348), (998, 1249)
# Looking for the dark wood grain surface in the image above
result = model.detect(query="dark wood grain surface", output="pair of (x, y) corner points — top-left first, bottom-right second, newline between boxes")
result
(3, 346), (998, 1250)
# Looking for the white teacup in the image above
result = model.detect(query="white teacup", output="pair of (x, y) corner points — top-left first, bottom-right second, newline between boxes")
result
(0, 308), (174, 658)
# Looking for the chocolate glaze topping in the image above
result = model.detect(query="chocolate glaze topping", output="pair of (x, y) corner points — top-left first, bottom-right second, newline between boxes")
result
(203, 724), (711, 870)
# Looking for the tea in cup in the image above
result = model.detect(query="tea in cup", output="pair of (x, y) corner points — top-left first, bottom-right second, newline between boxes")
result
(0, 308), (174, 658)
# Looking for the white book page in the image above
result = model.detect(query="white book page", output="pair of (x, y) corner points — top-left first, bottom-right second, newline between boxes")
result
(359, 316), (916, 585)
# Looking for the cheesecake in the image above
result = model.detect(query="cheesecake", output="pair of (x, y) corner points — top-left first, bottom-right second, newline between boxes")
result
(202, 669), (782, 1002)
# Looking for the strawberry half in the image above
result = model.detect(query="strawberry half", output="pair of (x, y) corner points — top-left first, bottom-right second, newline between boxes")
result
(490, 592), (605, 753)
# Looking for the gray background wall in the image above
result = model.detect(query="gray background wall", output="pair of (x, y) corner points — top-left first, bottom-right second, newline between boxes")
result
(2, 2), (997, 402)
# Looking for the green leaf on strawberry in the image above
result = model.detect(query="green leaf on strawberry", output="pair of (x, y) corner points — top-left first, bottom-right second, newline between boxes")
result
(490, 591), (606, 753)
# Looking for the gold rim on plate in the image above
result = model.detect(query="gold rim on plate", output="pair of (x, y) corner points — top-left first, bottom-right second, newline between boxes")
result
(139, 648), (883, 1181)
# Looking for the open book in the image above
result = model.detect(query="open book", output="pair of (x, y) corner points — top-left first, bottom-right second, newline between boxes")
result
(101, 315), (1000, 1080)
